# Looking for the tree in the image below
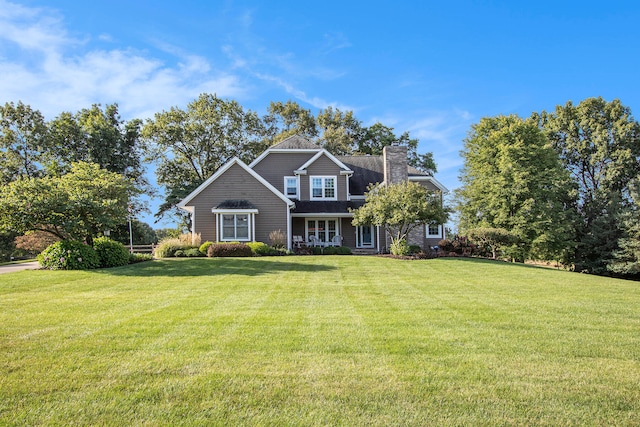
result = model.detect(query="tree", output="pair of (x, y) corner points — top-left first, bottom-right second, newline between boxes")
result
(109, 220), (158, 245)
(316, 106), (364, 155)
(467, 227), (517, 260)
(352, 181), (448, 255)
(264, 100), (318, 144)
(47, 104), (146, 186)
(0, 101), (48, 184)
(14, 231), (61, 254)
(358, 122), (437, 174)
(0, 162), (138, 245)
(537, 97), (640, 274)
(457, 115), (575, 262)
(142, 93), (269, 221)
(264, 101), (437, 174)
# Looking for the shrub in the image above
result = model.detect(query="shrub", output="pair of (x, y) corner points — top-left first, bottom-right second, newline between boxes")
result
(178, 233), (201, 246)
(174, 249), (185, 257)
(207, 243), (253, 257)
(129, 253), (153, 263)
(184, 248), (203, 257)
(38, 240), (100, 270)
(199, 241), (214, 255)
(390, 239), (410, 256)
(336, 246), (352, 255)
(437, 236), (477, 256)
(269, 230), (287, 249)
(408, 244), (422, 254)
(323, 246), (338, 255)
(155, 238), (183, 257)
(93, 237), (130, 268)
(247, 241), (271, 256)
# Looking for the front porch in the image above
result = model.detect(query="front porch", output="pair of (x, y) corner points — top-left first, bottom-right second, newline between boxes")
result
(290, 216), (379, 252)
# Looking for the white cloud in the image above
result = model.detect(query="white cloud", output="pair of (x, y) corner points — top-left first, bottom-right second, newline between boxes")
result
(0, 1), (244, 119)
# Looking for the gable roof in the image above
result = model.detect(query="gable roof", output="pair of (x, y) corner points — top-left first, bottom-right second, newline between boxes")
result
(295, 150), (354, 175)
(177, 157), (295, 210)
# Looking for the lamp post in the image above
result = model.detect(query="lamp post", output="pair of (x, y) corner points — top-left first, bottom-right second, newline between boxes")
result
(128, 205), (134, 253)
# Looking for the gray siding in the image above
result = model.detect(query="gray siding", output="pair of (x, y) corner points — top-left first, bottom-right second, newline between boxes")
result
(302, 154), (348, 201)
(188, 163), (288, 243)
(251, 152), (316, 192)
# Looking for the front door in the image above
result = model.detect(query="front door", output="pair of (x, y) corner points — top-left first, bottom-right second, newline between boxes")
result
(356, 225), (374, 248)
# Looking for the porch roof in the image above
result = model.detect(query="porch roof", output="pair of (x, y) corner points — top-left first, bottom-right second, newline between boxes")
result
(215, 199), (257, 209)
(292, 200), (365, 217)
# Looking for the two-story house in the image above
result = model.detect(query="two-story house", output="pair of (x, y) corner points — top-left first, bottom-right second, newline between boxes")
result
(177, 135), (448, 252)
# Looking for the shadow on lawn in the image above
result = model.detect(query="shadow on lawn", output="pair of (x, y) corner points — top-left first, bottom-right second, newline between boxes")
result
(97, 257), (337, 277)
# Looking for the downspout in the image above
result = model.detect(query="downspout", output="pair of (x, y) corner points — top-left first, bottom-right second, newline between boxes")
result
(287, 203), (294, 251)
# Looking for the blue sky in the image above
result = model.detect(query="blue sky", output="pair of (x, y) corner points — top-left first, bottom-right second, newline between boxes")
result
(2, 0), (639, 228)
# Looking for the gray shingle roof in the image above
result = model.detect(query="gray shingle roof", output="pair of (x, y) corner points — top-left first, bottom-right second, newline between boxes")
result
(293, 200), (365, 214)
(270, 135), (321, 150)
(338, 154), (431, 195)
(215, 199), (257, 209)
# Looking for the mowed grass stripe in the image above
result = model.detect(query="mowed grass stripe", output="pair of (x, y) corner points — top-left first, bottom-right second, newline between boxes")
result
(1, 256), (639, 425)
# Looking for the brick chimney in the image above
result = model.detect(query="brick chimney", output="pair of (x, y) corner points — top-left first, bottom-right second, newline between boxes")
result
(383, 144), (408, 185)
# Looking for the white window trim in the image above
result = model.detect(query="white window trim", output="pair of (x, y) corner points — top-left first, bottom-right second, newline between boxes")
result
(212, 208), (258, 242)
(426, 223), (443, 239)
(284, 176), (299, 200)
(310, 175), (337, 200)
(305, 217), (340, 245)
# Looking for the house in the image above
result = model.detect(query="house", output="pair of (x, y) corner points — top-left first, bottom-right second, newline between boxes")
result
(177, 135), (448, 252)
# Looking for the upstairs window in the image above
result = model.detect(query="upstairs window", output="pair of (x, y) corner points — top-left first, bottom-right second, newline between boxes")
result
(311, 176), (336, 200)
(284, 176), (299, 199)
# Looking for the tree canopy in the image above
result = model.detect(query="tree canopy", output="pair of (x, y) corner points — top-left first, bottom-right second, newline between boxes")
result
(0, 162), (138, 245)
(0, 101), (48, 184)
(141, 94), (270, 223)
(457, 115), (575, 262)
(352, 181), (448, 255)
(536, 97), (640, 273)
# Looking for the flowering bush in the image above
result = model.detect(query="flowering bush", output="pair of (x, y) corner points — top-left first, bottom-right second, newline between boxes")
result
(38, 240), (100, 270)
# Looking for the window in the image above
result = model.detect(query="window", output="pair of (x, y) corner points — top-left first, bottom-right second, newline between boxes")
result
(427, 223), (442, 238)
(306, 218), (338, 244)
(221, 214), (250, 241)
(284, 176), (298, 199)
(310, 176), (336, 200)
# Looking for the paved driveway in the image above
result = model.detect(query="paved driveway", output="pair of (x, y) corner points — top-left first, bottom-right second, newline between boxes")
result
(0, 261), (40, 274)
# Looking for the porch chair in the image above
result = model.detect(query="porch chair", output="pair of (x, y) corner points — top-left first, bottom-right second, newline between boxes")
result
(308, 235), (323, 247)
(328, 235), (343, 247)
(292, 235), (305, 248)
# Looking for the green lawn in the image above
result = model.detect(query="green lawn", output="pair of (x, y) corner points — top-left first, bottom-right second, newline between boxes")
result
(1, 257), (639, 426)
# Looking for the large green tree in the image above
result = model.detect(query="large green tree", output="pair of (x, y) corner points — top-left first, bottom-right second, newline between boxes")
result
(47, 104), (145, 185)
(142, 93), (269, 221)
(0, 101), (48, 184)
(352, 181), (448, 255)
(457, 115), (575, 262)
(264, 100), (318, 144)
(0, 162), (138, 245)
(537, 97), (640, 273)
(265, 101), (437, 173)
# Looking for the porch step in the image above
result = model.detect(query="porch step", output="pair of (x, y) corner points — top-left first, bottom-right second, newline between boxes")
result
(351, 248), (378, 255)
